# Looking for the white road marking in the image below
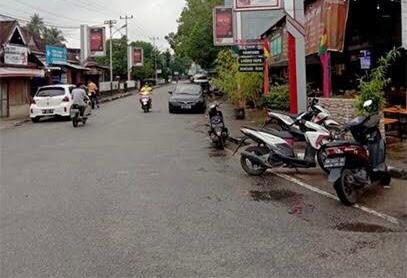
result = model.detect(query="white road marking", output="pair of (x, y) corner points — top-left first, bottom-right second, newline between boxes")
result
(225, 146), (400, 226)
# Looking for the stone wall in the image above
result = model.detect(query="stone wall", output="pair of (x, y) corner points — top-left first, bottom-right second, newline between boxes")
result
(310, 97), (385, 137)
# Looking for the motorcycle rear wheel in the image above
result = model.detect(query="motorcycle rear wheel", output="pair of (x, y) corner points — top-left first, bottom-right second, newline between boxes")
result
(334, 168), (359, 206)
(240, 146), (269, 176)
(72, 117), (78, 128)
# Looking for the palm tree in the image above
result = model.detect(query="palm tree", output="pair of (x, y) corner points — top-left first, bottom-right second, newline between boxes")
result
(43, 27), (66, 45)
(26, 13), (45, 38)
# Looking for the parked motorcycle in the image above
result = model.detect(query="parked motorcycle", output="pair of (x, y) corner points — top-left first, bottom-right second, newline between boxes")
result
(70, 102), (91, 128)
(208, 103), (229, 149)
(140, 95), (152, 113)
(323, 100), (391, 206)
(235, 114), (331, 176)
(264, 98), (340, 140)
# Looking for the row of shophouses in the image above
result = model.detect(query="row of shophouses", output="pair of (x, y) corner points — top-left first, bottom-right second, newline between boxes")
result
(0, 20), (109, 118)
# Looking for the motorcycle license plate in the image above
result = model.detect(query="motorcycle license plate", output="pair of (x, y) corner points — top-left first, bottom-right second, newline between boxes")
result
(42, 109), (54, 114)
(324, 157), (345, 168)
(181, 104), (191, 109)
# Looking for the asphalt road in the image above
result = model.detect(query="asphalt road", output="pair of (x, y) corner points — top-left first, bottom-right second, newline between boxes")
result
(1, 85), (406, 277)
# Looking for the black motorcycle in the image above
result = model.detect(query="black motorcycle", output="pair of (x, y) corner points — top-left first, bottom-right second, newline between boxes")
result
(208, 103), (229, 149)
(323, 100), (391, 205)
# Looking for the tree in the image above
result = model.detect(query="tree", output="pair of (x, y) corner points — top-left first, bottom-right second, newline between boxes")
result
(168, 0), (223, 69)
(96, 37), (128, 79)
(43, 27), (65, 45)
(26, 14), (65, 45)
(26, 14), (44, 38)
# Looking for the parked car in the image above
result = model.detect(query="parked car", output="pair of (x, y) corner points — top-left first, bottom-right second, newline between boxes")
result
(168, 84), (206, 113)
(30, 84), (75, 122)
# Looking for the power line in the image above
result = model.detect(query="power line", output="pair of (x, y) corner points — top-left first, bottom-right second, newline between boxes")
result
(0, 13), (80, 29)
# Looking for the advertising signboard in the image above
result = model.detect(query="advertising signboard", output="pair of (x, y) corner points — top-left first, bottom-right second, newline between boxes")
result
(46, 45), (67, 65)
(131, 47), (143, 67)
(360, 50), (371, 70)
(239, 65), (264, 72)
(89, 27), (106, 57)
(234, 0), (281, 11)
(213, 7), (234, 46)
(4, 44), (28, 65)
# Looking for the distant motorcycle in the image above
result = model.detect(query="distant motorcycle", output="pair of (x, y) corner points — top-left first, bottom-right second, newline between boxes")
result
(140, 95), (152, 113)
(208, 103), (229, 149)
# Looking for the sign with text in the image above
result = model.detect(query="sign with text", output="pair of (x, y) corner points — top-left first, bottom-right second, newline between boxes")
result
(239, 65), (264, 72)
(88, 27), (106, 57)
(360, 50), (371, 70)
(4, 44), (28, 65)
(239, 48), (264, 56)
(131, 47), (143, 67)
(46, 45), (67, 65)
(234, 0), (281, 11)
(213, 7), (234, 46)
(238, 56), (264, 64)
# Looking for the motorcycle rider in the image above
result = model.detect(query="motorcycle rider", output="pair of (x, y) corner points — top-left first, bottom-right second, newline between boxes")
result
(87, 80), (99, 109)
(72, 82), (89, 116)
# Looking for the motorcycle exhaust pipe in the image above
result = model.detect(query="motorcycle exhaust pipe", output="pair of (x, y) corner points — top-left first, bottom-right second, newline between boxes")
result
(241, 151), (270, 168)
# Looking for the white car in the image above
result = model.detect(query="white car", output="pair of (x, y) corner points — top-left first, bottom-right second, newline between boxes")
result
(30, 84), (75, 122)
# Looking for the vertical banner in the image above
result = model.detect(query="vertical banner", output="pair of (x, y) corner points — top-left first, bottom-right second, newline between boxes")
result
(88, 27), (106, 57)
(131, 47), (143, 67)
(213, 7), (234, 46)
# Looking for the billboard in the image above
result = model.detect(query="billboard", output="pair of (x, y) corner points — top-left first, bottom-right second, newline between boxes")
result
(213, 7), (234, 46)
(4, 44), (28, 66)
(88, 27), (106, 57)
(131, 47), (143, 67)
(46, 45), (67, 65)
(234, 0), (281, 11)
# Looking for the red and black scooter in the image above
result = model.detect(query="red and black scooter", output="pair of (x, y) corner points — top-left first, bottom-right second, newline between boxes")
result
(323, 100), (391, 205)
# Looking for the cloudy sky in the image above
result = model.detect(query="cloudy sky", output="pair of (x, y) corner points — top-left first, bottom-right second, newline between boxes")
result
(0, 0), (186, 50)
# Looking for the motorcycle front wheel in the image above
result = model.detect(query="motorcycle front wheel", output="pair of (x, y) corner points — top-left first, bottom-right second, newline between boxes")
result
(334, 168), (359, 206)
(240, 146), (269, 176)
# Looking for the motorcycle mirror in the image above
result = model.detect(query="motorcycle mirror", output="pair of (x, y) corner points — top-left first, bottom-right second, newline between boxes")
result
(363, 99), (373, 108)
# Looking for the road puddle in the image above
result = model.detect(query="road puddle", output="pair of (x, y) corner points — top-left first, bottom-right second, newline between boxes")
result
(334, 222), (393, 233)
(250, 189), (299, 202)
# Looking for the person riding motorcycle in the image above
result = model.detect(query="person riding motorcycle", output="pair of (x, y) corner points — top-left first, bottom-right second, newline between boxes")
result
(140, 83), (153, 95)
(87, 80), (99, 108)
(72, 83), (89, 116)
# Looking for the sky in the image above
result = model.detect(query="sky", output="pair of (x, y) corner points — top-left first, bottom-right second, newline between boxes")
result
(0, 0), (186, 50)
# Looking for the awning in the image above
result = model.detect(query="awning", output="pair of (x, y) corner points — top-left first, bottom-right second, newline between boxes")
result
(0, 67), (44, 78)
(65, 63), (89, 71)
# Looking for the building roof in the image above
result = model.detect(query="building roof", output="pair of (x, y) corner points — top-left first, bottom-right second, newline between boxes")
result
(0, 20), (17, 45)
(0, 67), (44, 77)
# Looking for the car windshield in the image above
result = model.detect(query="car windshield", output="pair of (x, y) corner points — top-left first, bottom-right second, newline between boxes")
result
(175, 85), (201, 95)
(36, 88), (65, 97)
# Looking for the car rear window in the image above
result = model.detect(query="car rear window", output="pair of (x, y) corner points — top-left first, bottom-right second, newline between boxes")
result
(175, 85), (201, 95)
(36, 88), (65, 97)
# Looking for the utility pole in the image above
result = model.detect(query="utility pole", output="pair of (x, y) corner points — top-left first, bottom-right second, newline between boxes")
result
(104, 19), (117, 92)
(150, 36), (159, 85)
(120, 14), (133, 82)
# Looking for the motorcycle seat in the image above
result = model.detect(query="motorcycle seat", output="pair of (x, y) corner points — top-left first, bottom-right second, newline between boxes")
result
(261, 128), (294, 140)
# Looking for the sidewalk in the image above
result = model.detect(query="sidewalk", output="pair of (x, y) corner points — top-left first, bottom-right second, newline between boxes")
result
(0, 90), (135, 131)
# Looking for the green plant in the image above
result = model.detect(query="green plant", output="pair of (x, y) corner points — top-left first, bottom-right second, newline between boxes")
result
(212, 49), (262, 107)
(355, 48), (400, 114)
(259, 84), (290, 111)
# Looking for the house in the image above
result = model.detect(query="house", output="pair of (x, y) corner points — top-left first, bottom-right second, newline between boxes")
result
(0, 20), (44, 118)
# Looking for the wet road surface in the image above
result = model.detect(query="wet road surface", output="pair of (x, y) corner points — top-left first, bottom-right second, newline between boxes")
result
(1, 85), (406, 277)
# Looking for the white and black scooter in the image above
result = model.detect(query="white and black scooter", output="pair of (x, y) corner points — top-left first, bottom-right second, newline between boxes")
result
(265, 98), (340, 140)
(235, 115), (332, 176)
(208, 103), (229, 149)
(140, 95), (152, 113)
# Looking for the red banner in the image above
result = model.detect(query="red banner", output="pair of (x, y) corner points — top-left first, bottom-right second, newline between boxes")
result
(89, 27), (105, 56)
(305, 0), (349, 55)
(132, 47), (143, 67)
(213, 7), (234, 46)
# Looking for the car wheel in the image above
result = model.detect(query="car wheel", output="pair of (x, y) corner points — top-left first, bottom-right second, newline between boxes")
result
(31, 117), (40, 123)
(169, 106), (174, 113)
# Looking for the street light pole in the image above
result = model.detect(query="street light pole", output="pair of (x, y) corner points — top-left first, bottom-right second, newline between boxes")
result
(150, 36), (159, 85)
(104, 19), (117, 93)
(120, 14), (133, 82)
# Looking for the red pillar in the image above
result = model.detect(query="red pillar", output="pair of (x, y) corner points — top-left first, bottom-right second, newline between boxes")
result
(288, 33), (298, 114)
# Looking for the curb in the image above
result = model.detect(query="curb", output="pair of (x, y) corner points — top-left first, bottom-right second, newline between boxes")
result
(100, 92), (133, 104)
(227, 135), (407, 180)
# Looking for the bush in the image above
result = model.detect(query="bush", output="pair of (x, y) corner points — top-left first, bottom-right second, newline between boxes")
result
(354, 48), (400, 114)
(259, 84), (290, 111)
